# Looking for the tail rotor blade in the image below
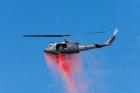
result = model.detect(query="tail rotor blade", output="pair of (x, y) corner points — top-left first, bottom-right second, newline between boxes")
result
(113, 28), (119, 35)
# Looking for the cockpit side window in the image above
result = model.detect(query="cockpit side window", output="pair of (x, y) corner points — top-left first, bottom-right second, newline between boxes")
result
(49, 44), (53, 48)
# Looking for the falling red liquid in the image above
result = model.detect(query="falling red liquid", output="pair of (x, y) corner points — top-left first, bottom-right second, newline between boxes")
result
(45, 53), (83, 93)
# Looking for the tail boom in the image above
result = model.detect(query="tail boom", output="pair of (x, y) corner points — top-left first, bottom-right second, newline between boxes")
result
(79, 28), (118, 51)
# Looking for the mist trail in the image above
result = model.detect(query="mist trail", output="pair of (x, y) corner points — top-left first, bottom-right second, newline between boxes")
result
(58, 53), (77, 93)
(45, 53), (85, 93)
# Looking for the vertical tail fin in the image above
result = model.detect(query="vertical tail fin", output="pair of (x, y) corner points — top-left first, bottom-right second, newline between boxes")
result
(105, 28), (119, 45)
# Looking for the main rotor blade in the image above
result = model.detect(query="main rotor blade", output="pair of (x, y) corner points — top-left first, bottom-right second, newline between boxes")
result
(23, 34), (71, 37)
(71, 31), (107, 36)
(23, 31), (106, 37)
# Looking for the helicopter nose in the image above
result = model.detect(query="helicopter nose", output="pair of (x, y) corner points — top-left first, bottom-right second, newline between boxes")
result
(44, 49), (47, 53)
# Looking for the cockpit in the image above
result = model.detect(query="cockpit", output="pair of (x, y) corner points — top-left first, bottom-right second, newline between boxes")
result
(49, 44), (53, 48)
(48, 43), (55, 49)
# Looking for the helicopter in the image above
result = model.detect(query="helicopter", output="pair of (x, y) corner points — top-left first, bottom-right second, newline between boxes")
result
(23, 28), (118, 54)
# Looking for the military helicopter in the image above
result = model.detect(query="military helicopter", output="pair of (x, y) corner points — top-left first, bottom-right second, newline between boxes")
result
(23, 28), (118, 54)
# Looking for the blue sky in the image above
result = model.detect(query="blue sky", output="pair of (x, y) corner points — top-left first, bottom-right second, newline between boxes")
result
(0, 0), (140, 93)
